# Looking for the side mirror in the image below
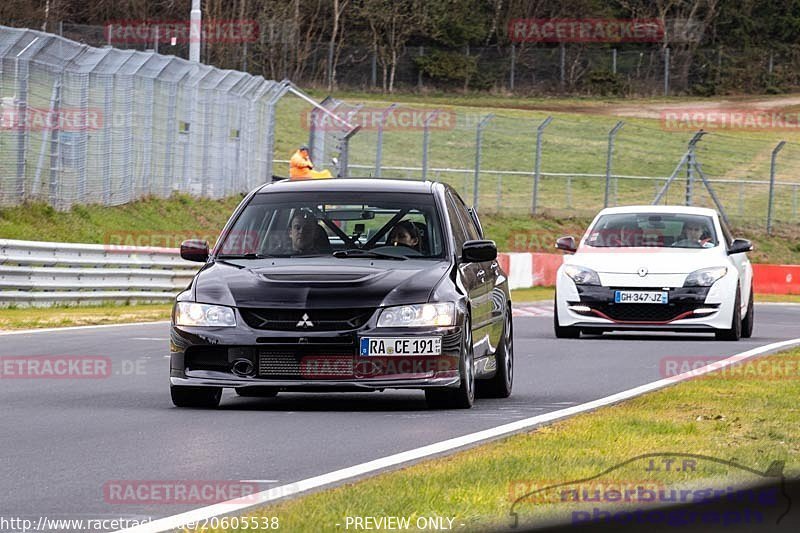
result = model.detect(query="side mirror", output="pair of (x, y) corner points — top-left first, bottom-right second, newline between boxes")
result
(462, 240), (497, 263)
(555, 236), (577, 253)
(180, 239), (209, 262)
(728, 238), (753, 255)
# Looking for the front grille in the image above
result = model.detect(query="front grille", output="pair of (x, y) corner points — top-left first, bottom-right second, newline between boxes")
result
(241, 308), (375, 331)
(257, 336), (356, 379)
(258, 351), (354, 378)
(591, 302), (711, 322)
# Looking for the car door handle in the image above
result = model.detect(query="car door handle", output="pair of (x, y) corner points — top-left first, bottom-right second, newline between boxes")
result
(490, 261), (499, 272)
(476, 269), (486, 280)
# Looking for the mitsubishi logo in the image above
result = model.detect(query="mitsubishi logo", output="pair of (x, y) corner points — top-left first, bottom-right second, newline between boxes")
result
(638, 267), (649, 277)
(296, 313), (314, 328)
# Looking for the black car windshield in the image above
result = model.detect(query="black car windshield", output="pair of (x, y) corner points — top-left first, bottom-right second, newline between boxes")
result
(216, 191), (445, 259)
(585, 213), (719, 249)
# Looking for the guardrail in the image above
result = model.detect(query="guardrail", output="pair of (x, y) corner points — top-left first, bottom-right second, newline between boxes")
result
(0, 239), (199, 307)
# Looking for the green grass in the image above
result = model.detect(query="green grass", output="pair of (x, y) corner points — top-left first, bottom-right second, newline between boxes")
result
(2, 196), (799, 263)
(0, 193), (244, 244)
(0, 303), (172, 330)
(194, 347), (800, 532)
(510, 287), (556, 303)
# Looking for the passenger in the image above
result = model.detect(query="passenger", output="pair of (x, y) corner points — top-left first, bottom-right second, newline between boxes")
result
(386, 220), (421, 251)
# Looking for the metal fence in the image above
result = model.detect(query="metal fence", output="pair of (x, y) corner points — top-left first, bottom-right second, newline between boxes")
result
(0, 238), (197, 307)
(0, 25), (333, 209)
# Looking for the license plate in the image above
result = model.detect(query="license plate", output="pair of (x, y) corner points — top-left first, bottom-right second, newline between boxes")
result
(360, 337), (441, 356)
(614, 290), (668, 304)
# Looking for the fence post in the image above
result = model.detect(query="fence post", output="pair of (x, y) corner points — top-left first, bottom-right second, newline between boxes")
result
(473, 114), (494, 208)
(767, 140), (786, 234)
(509, 43), (516, 91)
(371, 51), (377, 89)
(374, 103), (396, 177)
(664, 47), (670, 96)
(417, 46), (424, 90)
(612, 48), (617, 74)
(653, 130), (704, 204)
(421, 110), (440, 181)
(531, 116), (553, 215)
(604, 121), (624, 208)
(559, 44), (566, 90)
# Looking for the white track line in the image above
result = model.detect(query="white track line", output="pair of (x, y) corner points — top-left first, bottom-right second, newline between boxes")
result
(116, 337), (800, 533)
(0, 320), (170, 336)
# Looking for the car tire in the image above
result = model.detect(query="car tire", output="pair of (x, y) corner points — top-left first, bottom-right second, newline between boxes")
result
(171, 385), (222, 408)
(235, 387), (279, 398)
(715, 287), (742, 341)
(426, 317), (475, 409)
(741, 284), (754, 338)
(553, 291), (580, 339)
(477, 305), (513, 398)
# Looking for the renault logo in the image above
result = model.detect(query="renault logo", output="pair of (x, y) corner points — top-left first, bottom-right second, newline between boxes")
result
(638, 267), (649, 277)
(296, 313), (314, 328)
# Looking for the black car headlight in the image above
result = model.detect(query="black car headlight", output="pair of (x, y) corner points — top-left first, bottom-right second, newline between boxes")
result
(377, 303), (455, 327)
(563, 265), (601, 286)
(684, 267), (727, 287)
(174, 302), (237, 327)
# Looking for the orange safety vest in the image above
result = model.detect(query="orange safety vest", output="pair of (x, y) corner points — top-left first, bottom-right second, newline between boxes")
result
(290, 150), (313, 179)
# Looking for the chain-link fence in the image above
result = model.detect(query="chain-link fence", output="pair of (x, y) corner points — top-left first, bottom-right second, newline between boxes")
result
(0, 25), (335, 209)
(3, 24), (800, 233)
(302, 102), (800, 231)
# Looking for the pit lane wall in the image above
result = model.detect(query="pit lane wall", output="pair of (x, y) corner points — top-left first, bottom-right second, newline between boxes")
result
(497, 252), (800, 295)
(0, 240), (798, 308)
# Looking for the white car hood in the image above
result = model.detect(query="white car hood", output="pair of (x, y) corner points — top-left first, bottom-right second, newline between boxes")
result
(566, 247), (724, 275)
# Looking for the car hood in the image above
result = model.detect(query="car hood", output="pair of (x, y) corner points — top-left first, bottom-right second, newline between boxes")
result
(567, 247), (726, 275)
(192, 258), (451, 309)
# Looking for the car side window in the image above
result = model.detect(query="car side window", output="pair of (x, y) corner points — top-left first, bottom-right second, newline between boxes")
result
(445, 195), (467, 255)
(450, 192), (481, 241)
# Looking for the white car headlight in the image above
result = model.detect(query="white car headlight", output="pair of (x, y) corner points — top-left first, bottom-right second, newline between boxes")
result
(684, 267), (728, 287)
(563, 265), (601, 286)
(175, 302), (237, 327)
(377, 303), (455, 327)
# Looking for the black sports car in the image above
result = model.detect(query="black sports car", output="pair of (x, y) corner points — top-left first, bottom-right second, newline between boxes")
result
(170, 178), (513, 409)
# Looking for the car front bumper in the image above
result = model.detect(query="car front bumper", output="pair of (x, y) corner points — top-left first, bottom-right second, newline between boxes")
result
(170, 319), (465, 391)
(555, 273), (737, 331)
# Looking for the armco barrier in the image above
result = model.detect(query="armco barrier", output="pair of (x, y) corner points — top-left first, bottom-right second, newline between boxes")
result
(0, 239), (198, 307)
(497, 252), (800, 295)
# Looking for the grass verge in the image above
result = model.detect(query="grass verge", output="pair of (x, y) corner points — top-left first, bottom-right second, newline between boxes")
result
(0, 303), (172, 330)
(198, 347), (800, 532)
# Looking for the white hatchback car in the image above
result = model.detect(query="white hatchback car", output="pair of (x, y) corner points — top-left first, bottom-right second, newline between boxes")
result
(554, 206), (754, 340)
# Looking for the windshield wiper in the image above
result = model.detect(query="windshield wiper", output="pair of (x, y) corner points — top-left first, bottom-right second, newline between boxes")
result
(216, 253), (272, 259)
(333, 249), (408, 260)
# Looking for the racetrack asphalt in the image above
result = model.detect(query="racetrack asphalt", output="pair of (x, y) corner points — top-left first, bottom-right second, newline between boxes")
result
(1, 304), (798, 529)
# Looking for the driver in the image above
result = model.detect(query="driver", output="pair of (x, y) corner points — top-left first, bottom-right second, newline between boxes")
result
(678, 221), (712, 247)
(289, 211), (325, 254)
(386, 220), (420, 251)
